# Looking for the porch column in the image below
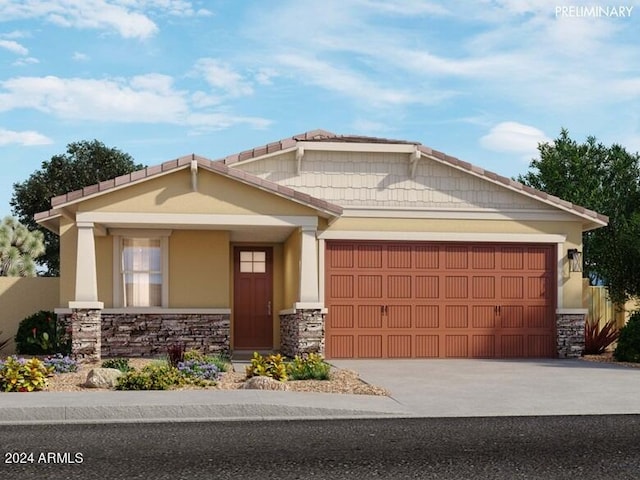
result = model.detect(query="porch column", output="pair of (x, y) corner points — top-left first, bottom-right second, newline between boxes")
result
(299, 226), (319, 303)
(72, 221), (101, 305)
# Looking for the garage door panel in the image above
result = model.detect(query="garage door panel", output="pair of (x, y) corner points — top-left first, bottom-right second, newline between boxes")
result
(415, 246), (439, 269)
(416, 335), (439, 357)
(358, 245), (382, 268)
(327, 335), (354, 358)
(472, 335), (495, 358)
(445, 276), (468, 298)
(501, 277), (524, 298)
(388, 305), (412, 328)
(329, 305), (354, 328)
(416, 305), (439, 328)
(388, 335), (412, 358)
(472, 276), (495, 298)
(416, 276), (439, 298)
(446, 335), (468, 358)
(501, 335), (525, 357)
(330, 275), (353, 298)
(388, 275), (412, 298)
(326, 241), (556, 359)
(445, 305), (468, 328)
(472, 246), (496, 269)
(388, 246), (412, 268)
(472, 305), (496, 328)
(358, 275), (382, 298)
(358, 335), (382, 358)
(358, 305), (382, 328)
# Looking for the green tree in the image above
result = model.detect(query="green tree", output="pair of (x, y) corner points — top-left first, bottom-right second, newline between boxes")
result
(11, 140), (144, 276)
(518, 129), (640, 304)
(0, 216), (45, 277)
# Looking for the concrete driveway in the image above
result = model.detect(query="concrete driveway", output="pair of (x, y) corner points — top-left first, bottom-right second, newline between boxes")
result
(331, 359), (640, 417)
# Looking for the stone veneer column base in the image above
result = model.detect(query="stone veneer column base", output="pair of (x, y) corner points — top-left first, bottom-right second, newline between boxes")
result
(71, 309), (102, 363)
(556, 312), (586, 358)
(279, 309), (325, 357)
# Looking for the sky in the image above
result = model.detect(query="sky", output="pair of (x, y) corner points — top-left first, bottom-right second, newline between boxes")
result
(0, 0), (639, 219)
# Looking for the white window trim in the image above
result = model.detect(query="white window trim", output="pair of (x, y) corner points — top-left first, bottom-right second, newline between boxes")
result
(113, 232), (170, 308)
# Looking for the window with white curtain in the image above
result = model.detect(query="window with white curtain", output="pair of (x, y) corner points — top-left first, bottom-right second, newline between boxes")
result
(121, 238), (162, 307)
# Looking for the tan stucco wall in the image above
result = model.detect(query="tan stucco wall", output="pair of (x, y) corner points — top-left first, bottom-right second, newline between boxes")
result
(283, 229), (301, 308)
(170, 230), (230, 308)
(0, 277), (60, 354)
(96, 235), (113, 307)
(324, 217), (586, 309)
(77, 168), (318, 217)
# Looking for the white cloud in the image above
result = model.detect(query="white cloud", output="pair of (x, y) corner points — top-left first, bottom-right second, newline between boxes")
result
(72, 51), (89, 61)
(12, 57), (39, 66)
(0, 73), (270, 130)
(194, 58), (254, 97)
(1, 0), (159, 39)
(480, 122), (550, 158)
(0, 128), (53, 146)
(0, 39), (28, 55)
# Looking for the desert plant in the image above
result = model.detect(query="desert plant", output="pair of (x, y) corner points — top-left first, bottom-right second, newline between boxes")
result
(43, 354), (78, 374)
(116, 363), (186, 391)
(0, 216), (45, 277)
(184, 349), (230, 372)
(287, 353), (331, 380)
(101, 358), (132, 372)
(245, 352), (288, 381)
(167, 343), (185, 367)
(177, 359), (220, 383)
(614, 311), (640, 362)
(0, 356), (50, 392)
(584, 317), (620, 355)
(15, 311), (70, 355)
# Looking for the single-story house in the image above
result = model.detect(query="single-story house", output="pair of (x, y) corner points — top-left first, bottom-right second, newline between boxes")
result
(35, 130), (608, 360)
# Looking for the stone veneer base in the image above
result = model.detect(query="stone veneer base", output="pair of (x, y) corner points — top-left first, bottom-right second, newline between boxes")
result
(59, 312), (231, 358)
(556, 313), (586, 358)
(280, 309), (325, 357)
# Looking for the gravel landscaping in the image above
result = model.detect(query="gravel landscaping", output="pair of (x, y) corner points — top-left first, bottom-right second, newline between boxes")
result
(41, 358), (390, 396)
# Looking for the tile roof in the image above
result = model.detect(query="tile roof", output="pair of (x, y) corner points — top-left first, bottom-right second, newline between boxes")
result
(36, 129), (608, 227)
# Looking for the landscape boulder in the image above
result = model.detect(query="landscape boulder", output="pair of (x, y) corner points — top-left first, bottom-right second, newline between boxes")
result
(84, 368), (123, 388)
(242, 376), (289, 391)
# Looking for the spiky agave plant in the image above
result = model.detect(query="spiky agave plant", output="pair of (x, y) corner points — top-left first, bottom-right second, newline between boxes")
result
(0, 216), (45, 277)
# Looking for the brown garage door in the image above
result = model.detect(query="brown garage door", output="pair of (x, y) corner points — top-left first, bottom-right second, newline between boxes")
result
(325, 241), (556, 359)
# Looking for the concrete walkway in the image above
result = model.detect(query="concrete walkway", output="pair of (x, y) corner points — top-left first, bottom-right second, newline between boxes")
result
(1, 359), (639, 424)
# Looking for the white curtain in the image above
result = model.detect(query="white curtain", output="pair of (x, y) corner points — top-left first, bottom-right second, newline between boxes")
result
(122, 238), (162, 307)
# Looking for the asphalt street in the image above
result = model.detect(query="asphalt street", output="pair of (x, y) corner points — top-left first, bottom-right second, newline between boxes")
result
(2, 415), (640, 479)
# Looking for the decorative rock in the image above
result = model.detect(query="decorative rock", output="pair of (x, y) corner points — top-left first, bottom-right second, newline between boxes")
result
(84, 368), (123, 388)
(242, 376), (289, 391)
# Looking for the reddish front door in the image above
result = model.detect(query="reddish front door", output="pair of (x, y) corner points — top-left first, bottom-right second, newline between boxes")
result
(233, 247), (273, 349)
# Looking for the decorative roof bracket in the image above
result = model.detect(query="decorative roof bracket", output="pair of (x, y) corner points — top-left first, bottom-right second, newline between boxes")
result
(409, 147), (421, 178)
(296, 146), (305, 174)
(190, 156), (198, 191)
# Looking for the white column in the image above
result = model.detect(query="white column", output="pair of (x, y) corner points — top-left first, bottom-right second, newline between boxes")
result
(69, 221), (103, 309)
(298, 226), (320, 304)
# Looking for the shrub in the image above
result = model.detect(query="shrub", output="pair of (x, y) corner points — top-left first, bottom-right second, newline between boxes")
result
(584, 317), (620, 355)
(245, 352), (288, 381)
(287, 353), (331, 380)
(15, 311), (70, 355)
(101, 358), (132, 373)
(116, 363), (186, 391)
(177, 359), (220, 383)
(43, 354), (78, 374)
(167, 343), (185, 368)
(184, 349), (230, 372)
(0, 356), (50, 392)
(614, 312), (640, 362)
